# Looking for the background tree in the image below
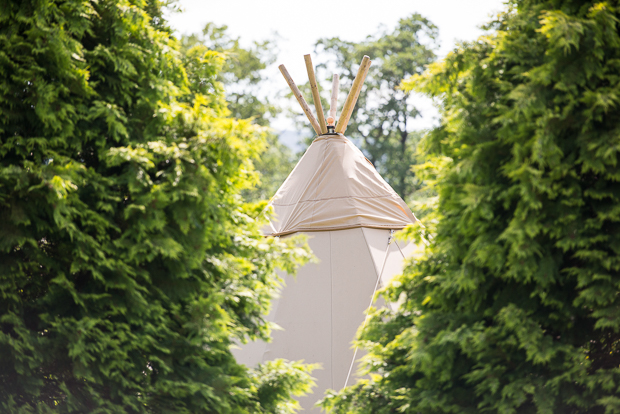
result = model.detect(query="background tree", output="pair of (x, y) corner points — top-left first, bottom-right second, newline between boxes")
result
(181, 23), (295, 202)
(0, 0), (313, 412)
(299, 14), (438, 200)
(180, 22), (279, 126)
(321, 1), (620, 413)
(241, 134), (296, 202)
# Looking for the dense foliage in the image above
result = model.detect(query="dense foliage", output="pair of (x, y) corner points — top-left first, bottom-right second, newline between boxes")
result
(301, 14), (437, 199)
(322, 1), (620, 413)
(180, 22), (279, 126)
(180, 23), (296, 202)
(0, 0), (313, 412)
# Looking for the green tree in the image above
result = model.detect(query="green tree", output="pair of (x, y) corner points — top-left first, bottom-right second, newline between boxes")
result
(181, 23), (296, 202)
(321, 1), (620, 413)
(180, 22), (279, 126)
(242, 133), (296, 202)
(0, 0), (313, 412)
(300, 14), (437, 199)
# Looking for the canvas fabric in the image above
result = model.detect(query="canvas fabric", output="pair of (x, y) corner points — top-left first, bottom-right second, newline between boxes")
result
(265, 134), (417, 236)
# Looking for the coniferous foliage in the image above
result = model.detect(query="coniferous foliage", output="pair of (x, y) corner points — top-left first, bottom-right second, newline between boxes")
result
(322, 1), (620, 413)
(0, 0), (312, 412)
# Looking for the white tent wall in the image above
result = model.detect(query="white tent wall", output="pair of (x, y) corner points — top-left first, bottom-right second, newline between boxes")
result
(232, 227), (419, 412)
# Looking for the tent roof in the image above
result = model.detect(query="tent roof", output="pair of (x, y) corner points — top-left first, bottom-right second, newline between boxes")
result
(265, 134), (417, 237)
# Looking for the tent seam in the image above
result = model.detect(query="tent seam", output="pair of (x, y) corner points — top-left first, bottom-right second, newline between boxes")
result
(329, 231), (333, 390)
(361, 227), (382, 282)
(267, 223), (408, 237)
(271, 193), (398, 206)
(310, 137), (329, 227)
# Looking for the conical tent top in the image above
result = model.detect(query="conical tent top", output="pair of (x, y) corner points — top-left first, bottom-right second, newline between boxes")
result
(265, 134), (417, 237)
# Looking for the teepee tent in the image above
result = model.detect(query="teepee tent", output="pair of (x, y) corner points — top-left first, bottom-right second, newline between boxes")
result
(233, 55), (420, 412)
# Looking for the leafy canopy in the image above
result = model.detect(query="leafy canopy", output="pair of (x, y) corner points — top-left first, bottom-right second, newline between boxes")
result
(0, 0), (313, 412)
(180, 23), (296, 203)
(322, 1), (620, 413)
(180, 22), (280, 127)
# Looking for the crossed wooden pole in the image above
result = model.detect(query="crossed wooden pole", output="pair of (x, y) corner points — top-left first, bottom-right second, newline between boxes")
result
(278, 54), (371, 135)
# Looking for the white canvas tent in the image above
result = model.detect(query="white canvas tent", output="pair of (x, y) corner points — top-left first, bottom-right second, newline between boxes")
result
(232, 55), (419, 412)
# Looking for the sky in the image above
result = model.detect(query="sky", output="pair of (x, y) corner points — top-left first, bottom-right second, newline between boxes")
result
(166, 0), (507, 134)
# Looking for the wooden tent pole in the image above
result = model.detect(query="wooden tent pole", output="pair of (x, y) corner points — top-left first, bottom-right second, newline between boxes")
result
(304, 55), (327, 134)
(279, 64), (322, 135)
(335, 55), (371, 134)
(329, 74), (339, 122)
(342, 61), (370, 130)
